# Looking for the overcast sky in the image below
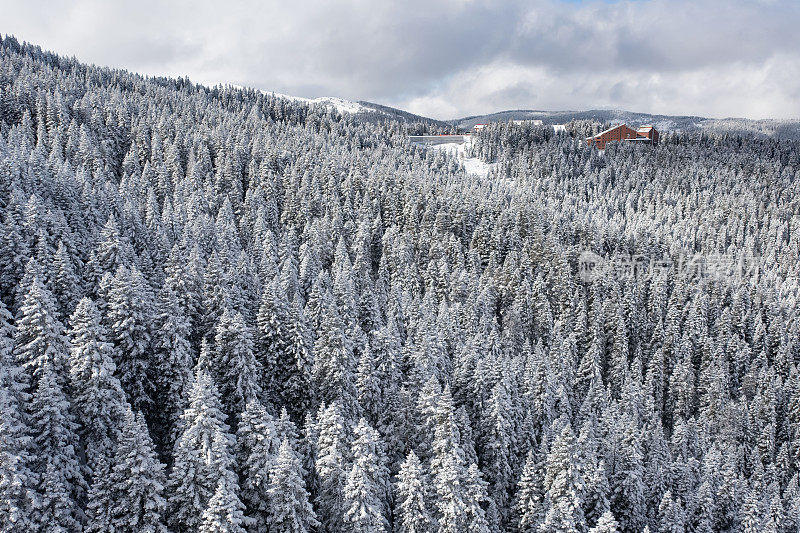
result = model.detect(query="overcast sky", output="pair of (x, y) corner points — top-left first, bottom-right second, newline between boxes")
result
(3, 0), (799, 120)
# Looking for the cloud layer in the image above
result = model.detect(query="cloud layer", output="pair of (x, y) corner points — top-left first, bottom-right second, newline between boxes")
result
(3, 0), (799, 119)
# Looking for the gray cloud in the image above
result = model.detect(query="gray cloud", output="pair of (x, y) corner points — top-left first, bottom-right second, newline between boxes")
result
(2, 0), (798, 119)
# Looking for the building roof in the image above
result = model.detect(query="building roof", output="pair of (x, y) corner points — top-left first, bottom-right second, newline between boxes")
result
(587, 123), (634, 139)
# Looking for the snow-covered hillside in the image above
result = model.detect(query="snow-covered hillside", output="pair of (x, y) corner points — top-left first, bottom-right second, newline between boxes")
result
(267, 92), (370, 115)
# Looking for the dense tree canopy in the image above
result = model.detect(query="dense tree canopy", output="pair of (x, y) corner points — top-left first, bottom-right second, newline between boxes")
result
(0, 34), (799, 532)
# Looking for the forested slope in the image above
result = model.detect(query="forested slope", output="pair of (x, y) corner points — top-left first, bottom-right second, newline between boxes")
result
(1, 35), (799, 532)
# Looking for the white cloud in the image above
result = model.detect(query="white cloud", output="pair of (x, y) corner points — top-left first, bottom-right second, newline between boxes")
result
(2, 0), (799, 119)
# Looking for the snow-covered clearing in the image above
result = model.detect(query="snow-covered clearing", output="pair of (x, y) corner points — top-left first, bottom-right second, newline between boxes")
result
(425, 138), (495, 178)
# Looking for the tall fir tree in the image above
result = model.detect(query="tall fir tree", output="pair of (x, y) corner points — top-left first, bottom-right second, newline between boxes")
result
(108, 407), (168, 533)
(0, 297), (36, 533)
(28, 361), (85, 532)
(213, 307), (262, 416)
(589, 511), (620, 533)
(256, 278), (290, 399)
(103, 265), (155, 415)
(168, 368), (237, 532)
(151, 283), (194, 455)
(84, 455), (114, 533)
(237, 397), (280, 531)
(395, 450), (433, 533)
(267, 438), (319, 533)
(313, 293), (360, 419)
(67, 297), (128, 464)
(200, 474), (247, 533)
(343, 419), (390, 533)
(0, 364), (35, 532)
(540, 422), (586, 533)
(515, 447), (546, 533)
(315, 401), (352, 532)
(13, 276), (69, 391)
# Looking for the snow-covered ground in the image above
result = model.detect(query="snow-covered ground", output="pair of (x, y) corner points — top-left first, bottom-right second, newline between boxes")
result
(425, 138), (495, 178)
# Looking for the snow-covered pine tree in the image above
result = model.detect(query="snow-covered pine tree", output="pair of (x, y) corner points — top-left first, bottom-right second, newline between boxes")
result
(267, 437), (319, 533)
(283, 297), (314, 420)
(28, 360), (84, 532)
(168, 367), (237, 531)
(151, 283), (194, 455)
(213, 306), (262, 416)
(102, 264), (155, 415)
(67, 297), (128, 463)
(313, 291), (360, 420)
(108, 407), (168, 532)
(656, 490), (686, 533)
(480, 381), (514, 523)
(13, 275), (69, 390)
(463, 462), (492, 533)
(589, 510), (620, 533)
(200, 474), (247, 533)
(515, 447), (546, 532)
(237, 397), (280, 531)
(256, 277), (290, 398)
(314, 401), (351, 532)
(85, 454), (114, 533)
(540, 421), (586, 533)
(51, 240), (80, 318)
(86, 214), (132, 291)
(0, 301), (35, 533)
(431, 386), (471, 533)
(343, 418), (390, 533)
(395, 449), (433, 533)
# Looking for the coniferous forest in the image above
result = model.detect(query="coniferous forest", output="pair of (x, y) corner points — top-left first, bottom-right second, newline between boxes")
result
(1, 35), (800, 532)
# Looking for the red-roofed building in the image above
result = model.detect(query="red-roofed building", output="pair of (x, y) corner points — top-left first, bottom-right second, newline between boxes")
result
(586, 124), (659, 149)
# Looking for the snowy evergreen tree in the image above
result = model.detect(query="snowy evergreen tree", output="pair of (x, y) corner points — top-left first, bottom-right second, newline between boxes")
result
(431, 387), (471, 533)
(103, 264), (155, 414)
(151, 283), (194, 453)
(67, 297), (128, 463)
(199, 474), (247, 533)
(256, 278), (290, 397)
(540, 422), (586, 533)
(237, 397), (280, 531)
(267, 438), (319, 533)
(343, 419), (390, 533)
(13, 276), (68, 390)
(515, 447), (546, 532)
(108, 407), (168, 533)
(313, 292), (360, 419)
(395, 450), (433, 533)
(283, 297), (314, 419)
(315, 401), (351, 532)
(589, 511), (620, 533)
(656, 490), (686, 533)
(0, 298), (36, 533)
(213, 307), (262, 415)
(85, 455), (114, 533)
(28, 361), (84, 532)
(168, 368), (237, 532)
(0, 368), (35, 533)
